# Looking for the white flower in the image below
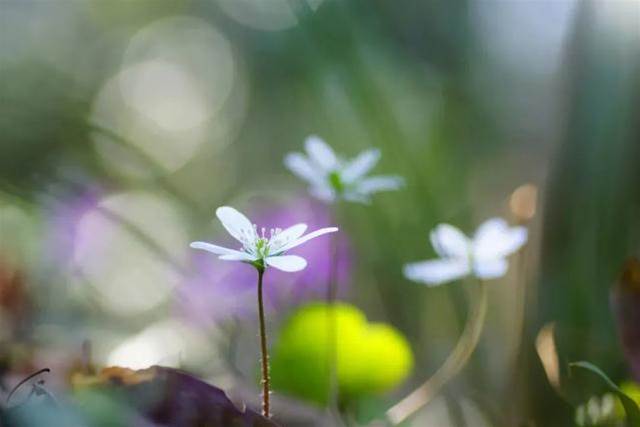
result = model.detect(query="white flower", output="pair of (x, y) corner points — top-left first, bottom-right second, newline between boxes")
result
(403, 218), (528, 286)
(284, 135), (404, 203)
(190, 206), (338, 272)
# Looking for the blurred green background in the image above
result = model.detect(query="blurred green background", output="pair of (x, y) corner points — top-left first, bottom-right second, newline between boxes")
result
(1, 1), (640, 426)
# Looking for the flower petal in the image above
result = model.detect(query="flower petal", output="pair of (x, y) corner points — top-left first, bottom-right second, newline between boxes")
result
(284, 152), (321, 185)
(355, 175), (404, 195)
(305, 135), (338, 171)
(277, 227), (339, 253)
(309, 184), (336, 203)
(215, 206), (256, 244)
(472, 218), (528, 260)
(269, 223), (307, 252)
(430, 224), (470, 258)
(266, 255), (307, 272)
(473, 257), (508, 280)
(219, 253), (256, 261)
(343, 190), (371, 204)
(190, 241), (244, 256)
(341, 148), (380, 183)
(403, 258), (470, 286)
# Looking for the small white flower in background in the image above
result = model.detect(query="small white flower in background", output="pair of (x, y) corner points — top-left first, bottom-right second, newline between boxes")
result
(190, 206), (338, 272)
(284, 135), (404, 204)
(575, 394), (617, 426)
(403, 218), (528, 286)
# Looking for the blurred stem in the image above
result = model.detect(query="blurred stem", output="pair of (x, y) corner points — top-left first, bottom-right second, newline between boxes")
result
(256, 267), (271, 418)
(326, 231), (339, 409)
(386, 280), (489, 425)
(326, 205), (348, 427)
(506, 236), (532, 424)
(326, 230), (339, 306)
(444, 393), (467, 427)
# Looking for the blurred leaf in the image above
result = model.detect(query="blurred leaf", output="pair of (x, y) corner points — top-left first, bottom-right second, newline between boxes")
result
(611, 258), (640, 382)
(74, 366), (279, 427)
(569, 361), (640, 426)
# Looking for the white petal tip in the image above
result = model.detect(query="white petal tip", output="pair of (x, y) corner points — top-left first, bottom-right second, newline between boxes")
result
(283, 152), (299, 164)
(305, 134), (323, 142)
(403, 267), (439, 287)
(215, 206), (232, 216)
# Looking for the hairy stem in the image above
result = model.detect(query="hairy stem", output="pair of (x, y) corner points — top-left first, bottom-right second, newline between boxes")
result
(257, 267), (271, 418)
(386, 281), (489, 424)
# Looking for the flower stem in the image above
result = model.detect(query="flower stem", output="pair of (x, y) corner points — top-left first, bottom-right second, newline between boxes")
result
(326, 234), (339, 408)
(505, 239), (531, 424)
(256, 267), (270, 418)
(386, 280), (489, 425)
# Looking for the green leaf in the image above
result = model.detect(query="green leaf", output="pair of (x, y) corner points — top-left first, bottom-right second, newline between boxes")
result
(569, 361), (640, 427)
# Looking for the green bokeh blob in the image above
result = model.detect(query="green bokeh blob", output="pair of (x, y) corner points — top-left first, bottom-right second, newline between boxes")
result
(616, 382), (640, 418)
(271, 302), (413, 406)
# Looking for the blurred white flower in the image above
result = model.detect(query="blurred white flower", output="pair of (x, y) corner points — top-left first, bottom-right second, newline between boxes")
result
(403, 218), (527, 286)
(190, 206), (338, 272)
(575, 394), (617, 427)
(284, 135), (404, 203)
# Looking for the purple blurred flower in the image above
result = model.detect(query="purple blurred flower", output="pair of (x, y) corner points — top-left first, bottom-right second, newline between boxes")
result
(175, 197), (351, 327)
(175, 255), (256, 327)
